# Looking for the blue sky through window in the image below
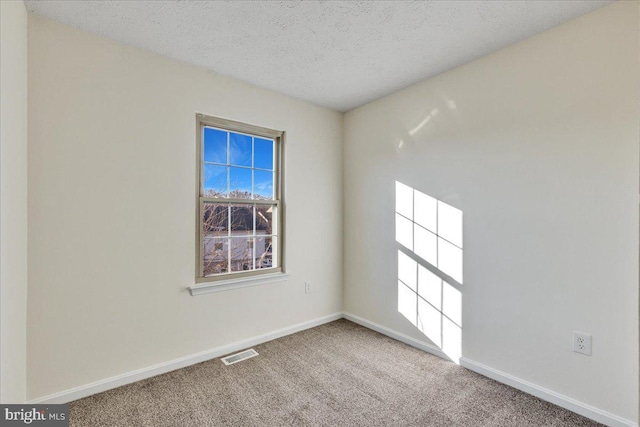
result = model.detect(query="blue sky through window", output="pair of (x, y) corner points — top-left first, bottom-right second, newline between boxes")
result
(203, 164), (227, 196)
(230, 133), (252, 166)
(203, 128), (227, 163)
(254, 170), (273, 198)
(230, 167), (252, 195)
(254, 138), (273, 169)
(203, 127), (274, 199)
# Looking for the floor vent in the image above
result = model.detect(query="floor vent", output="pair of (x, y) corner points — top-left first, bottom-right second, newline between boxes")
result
(221, 348), (259, 365)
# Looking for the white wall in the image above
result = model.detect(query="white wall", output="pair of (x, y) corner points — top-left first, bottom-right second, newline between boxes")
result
(0, 0), (29, 404)
(344, 1), (638, 423)
(27, 15), (343, 400)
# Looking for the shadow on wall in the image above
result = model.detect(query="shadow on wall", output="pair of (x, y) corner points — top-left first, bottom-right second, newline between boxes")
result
(395, 181), (463, 363)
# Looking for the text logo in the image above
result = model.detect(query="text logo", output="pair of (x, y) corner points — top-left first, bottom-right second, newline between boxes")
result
(0, 405), (68, 426)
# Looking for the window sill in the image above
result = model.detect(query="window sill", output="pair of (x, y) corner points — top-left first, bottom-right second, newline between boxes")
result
(189, 272), (289, 296)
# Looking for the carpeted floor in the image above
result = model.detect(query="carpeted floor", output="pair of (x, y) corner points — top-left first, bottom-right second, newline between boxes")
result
(70, 319), (602, 426)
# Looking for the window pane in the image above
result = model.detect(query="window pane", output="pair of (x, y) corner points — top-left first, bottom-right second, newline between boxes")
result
(203, 238), (228, 276)
(203, 128), (227, 164)
(256, 235), (275, 269)
(254, 138), (274, 170)
(229, 167), (252, 198)
(230, 204), (253, 235)
(203, 165), (228, 197)
(256, 204), (274, 235)
(229, 133), (252, 167)
(202, 203), (229, 236)
(230, 237), (255, 272)
(254, 170), (274, 200)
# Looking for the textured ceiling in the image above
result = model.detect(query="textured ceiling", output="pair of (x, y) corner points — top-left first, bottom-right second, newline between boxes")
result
(25, 0), (613, 112)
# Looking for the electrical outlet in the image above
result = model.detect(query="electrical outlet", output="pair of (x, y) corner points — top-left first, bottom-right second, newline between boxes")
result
(573, 332), (592, 356)
(305, 282), (312, 294)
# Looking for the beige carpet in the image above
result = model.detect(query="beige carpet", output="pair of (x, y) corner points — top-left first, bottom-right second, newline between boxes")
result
(70, 319), (602, 426)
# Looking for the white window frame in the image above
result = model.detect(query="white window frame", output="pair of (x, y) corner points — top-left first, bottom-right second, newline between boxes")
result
(194, 114), (285, 286)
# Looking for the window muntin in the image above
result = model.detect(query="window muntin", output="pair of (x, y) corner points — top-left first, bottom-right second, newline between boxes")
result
(197, 115), (283, 281)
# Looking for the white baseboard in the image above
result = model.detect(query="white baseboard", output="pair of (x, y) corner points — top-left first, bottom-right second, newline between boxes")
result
(460, 358), (637, 427)
(342, 312), (637, 427)
(28, 312), (343, 404)
(27, 311), (639, 427)
(342, 312), (450, 361)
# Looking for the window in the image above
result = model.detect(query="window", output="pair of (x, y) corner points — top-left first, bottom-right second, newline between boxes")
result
(197, 114), (284, 283)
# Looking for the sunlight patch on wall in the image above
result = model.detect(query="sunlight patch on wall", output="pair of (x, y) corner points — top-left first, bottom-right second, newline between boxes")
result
(395, 181), (463, 363)
(409, 108), (440, 136)
(394, 181), (463, 283)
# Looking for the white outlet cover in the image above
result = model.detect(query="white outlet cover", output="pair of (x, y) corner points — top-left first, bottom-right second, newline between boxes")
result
(573, 332), (592, 356)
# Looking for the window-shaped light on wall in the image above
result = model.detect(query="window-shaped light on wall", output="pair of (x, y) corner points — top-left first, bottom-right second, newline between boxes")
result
(394, 182), (463, 284)
(395, 181), (463, 363)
